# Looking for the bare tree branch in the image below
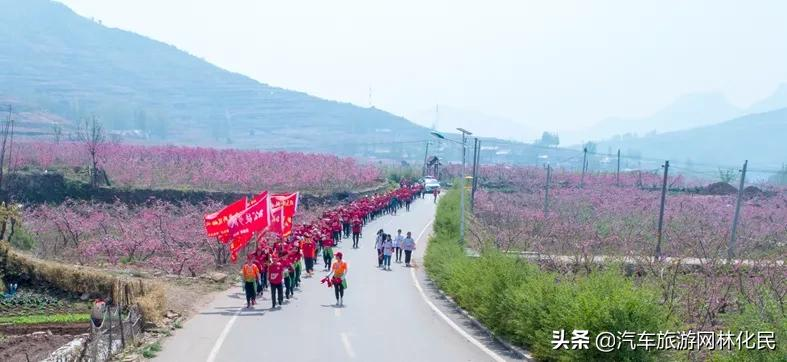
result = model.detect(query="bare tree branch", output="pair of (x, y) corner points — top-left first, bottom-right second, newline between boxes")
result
(77, 116), (106, 187)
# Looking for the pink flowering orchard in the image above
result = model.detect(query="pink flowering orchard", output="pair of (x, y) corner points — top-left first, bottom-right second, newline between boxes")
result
(22, 200), (325, 276)
(13, 141), (383, 192)
(466, 164), (786, 334)
(469, 165), (787, 260)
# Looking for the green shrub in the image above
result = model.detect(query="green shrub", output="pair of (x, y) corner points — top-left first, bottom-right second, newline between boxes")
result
(9, 225), (36, 250)
(532, 270), (677, 361)
(711, 291), (786, 362)
(141, 341), (162, 359)
(426, 187), (678, 362)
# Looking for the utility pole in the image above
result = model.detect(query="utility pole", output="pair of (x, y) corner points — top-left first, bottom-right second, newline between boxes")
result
(422, 141), (430, 177)
(470, 138), (479, 211)
(580, 147), (588, 187)
(460, 132), (467, 243)
(544, 164), (551, 215)
(728, 160), (748, 262)
(472, 139), (481, 209)
(457, 128), (472, 244)
(616, 149), (621, 187)
(655, 160), (669, 260)
(7, 113), (14, 173)
(0, 106), (12, 191)
(637, 170), (643, 189)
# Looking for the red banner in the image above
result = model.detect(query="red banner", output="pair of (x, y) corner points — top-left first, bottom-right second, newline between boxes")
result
(272, 193), (299, 236)
(229, 233), (252, 262)
(228, 191), (271, 240)
(268, 206), (284, 235)
(204, 198), (247, 243)
(250, 191), (267, 206)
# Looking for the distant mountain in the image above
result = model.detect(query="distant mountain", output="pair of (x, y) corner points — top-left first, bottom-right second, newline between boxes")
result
(0, 0), (433, 158)
(562, 92), (743, 145)
(747, 83), (787, 114)
(597, 108), (787, 168)
(406, 106), (539, 143)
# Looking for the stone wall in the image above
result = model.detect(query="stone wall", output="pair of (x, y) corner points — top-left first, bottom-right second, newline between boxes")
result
(1, 171), (389, 209)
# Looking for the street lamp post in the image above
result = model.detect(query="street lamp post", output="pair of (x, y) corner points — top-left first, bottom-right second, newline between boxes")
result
(431, 128), (472, 243)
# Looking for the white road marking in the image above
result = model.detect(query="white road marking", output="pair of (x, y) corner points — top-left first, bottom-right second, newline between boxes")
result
(410, 218), (508, 362)
(341, 332), (356, 359)
(206, 307), (242, 362)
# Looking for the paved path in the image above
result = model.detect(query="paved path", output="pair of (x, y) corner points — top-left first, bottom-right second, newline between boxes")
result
(155, 197), (524, 362)
(506, 251), (785, 267)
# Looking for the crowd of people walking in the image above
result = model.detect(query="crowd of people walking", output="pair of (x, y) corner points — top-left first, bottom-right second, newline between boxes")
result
(375, 229), (417, 270)
(239, 181), (426, 309)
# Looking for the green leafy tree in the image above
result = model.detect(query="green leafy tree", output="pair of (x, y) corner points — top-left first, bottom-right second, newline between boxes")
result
(536, 132), (560, 147)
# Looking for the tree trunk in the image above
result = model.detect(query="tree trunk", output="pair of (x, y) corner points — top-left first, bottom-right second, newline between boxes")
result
(7, 218), (14, 241)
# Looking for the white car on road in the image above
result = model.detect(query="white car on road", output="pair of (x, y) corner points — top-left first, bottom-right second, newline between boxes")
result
(422, 177), (441, 192)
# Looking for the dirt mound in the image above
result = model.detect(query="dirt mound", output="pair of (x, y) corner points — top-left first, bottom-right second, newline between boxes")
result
(0, 332), (80, 362)
(743, 186), (763, 198)
(703, 182), (737, 195)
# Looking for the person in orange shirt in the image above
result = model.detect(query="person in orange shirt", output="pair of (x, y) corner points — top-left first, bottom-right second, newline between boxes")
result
(327, 252), (348, 306)
(241, 255), (260, 308)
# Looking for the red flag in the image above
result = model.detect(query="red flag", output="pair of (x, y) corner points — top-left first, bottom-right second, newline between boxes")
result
(228, 191), (271, 240)
(250, 191), (268, 206)
(271, 193), (299, 212)
(268, 206), (285, 235)
(272, 193), (299, 236)
(229, 233), (252, 262)
(204, 198), (247, 243)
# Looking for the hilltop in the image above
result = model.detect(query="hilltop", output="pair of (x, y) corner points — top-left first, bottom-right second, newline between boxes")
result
(0, 0), (431, 158)
(597, 108), (787, 168)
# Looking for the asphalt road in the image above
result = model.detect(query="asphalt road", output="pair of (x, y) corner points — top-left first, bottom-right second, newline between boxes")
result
(155, 197), (524, 362)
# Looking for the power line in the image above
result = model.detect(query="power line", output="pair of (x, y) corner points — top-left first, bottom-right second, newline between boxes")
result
(262, 139), (431, 150)
(479, 140), (785, 173)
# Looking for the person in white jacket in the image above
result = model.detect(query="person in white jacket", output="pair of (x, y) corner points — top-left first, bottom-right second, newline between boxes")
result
(375, 229), (385, 268)
(382, 235), (394, 271)
(393, 229), (404, 263)
(401, 232), (416, 267)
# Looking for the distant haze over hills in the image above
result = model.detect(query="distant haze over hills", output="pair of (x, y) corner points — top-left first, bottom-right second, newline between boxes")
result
(0, 0), (436, 158)
(596, 108), (787, 169)
(562, 84), (787, 146)
(1, 0), (785, 170)
(406, 106), (539, 143)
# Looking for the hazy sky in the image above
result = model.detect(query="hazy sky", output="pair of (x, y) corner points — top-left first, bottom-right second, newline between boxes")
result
(58, 0), (787, 133)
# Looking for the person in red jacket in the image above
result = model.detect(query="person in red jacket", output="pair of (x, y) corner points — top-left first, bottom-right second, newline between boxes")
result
(331, 219), (342, 245)
(268, 257), (284, 309)
(282, 256), (294, 300)
(290, 246), (302, 289)
(351, 216), (362, 249)
(259, 250), (271, 296)
(321, 232), (334, 271)
(252, 249), (266, 296)
(301, 236), (316, 277)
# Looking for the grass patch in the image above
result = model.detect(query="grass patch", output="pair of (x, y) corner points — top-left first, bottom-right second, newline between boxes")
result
(0, 242), (166, 323)
(141, 341), (162, 359)
(425, 187), (678, 361)
(0, 313), (90, 325)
